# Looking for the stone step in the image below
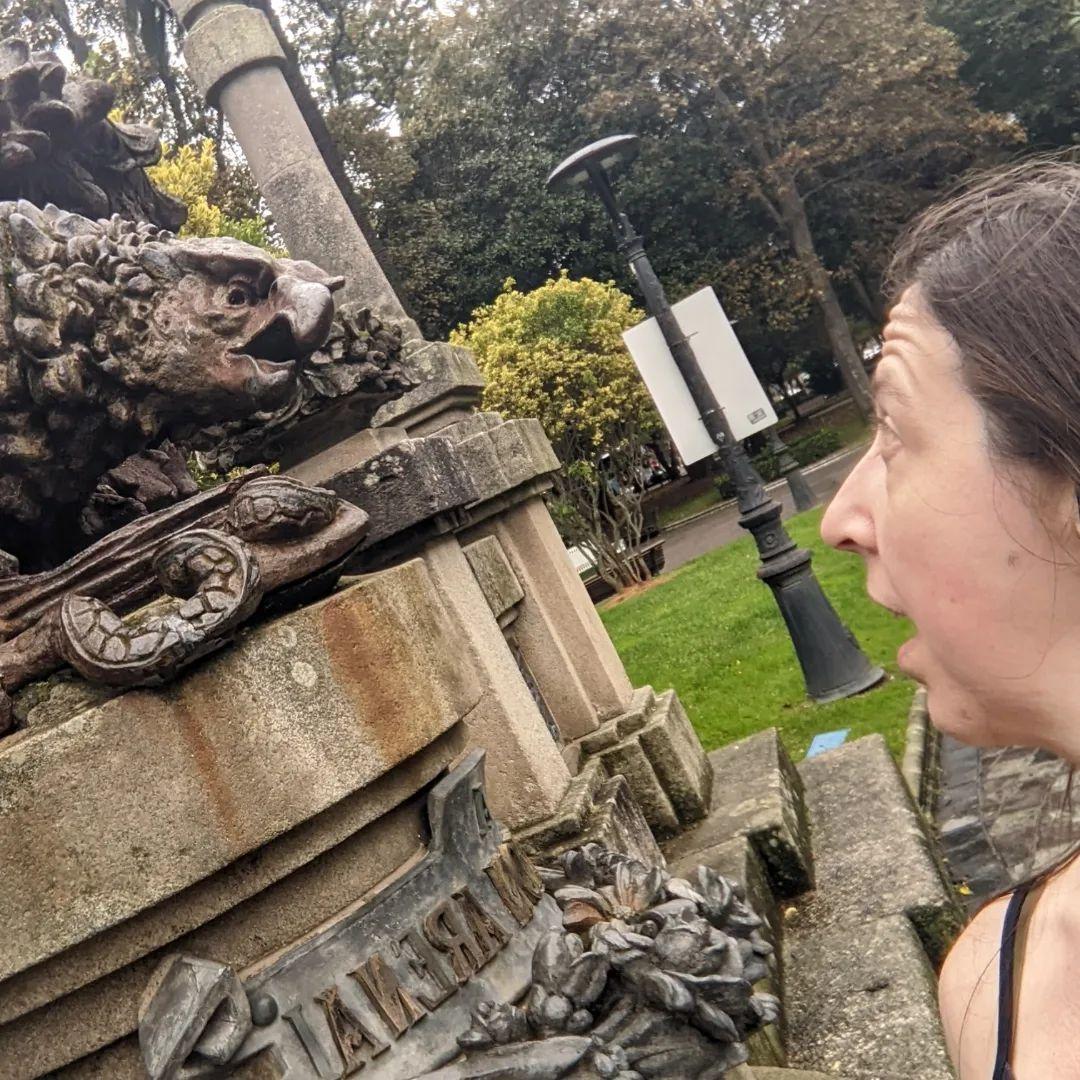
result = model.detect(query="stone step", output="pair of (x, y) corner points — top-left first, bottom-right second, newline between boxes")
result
(783, 735), (960, 1079)
(795, 734), (962, 964)
(783, 915), (954, 1080)
(663, 728), (813, 898)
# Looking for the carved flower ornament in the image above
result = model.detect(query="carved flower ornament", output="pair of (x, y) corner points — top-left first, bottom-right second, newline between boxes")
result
(447, 844), (779, 1080)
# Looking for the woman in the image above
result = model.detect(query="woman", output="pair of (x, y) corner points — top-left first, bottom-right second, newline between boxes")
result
(821, 159), (1080, 1079)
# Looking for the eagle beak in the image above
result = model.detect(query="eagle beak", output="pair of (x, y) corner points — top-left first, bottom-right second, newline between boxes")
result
(269, 273), (336, 352)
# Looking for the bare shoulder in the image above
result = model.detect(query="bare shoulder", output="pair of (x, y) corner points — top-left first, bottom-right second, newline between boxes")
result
(938, 894), (1010, 1075)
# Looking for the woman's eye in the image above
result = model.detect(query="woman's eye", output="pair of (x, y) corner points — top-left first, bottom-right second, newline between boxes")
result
(226, 284), (253, 306)
(875, 417), (901, 456)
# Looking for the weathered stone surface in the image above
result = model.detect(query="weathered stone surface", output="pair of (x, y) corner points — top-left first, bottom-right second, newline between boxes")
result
(783, 915), (953, 1080)
(372, 340), (484, 434)
(515, 759), (663, 866)
(464, 535), (525, 623)
(0, 729), (462, 1031)
(797, 735), (963, 964)
(6, 794), (433, 1076)
(664, 728), (814, 898)
(573, 684), (713, 838)
(421, 535), (571, 831)
(514, 758), (607, 852)
(180, 3), (285, 105)
(0, 559), (481, 982)
(323, 436), (479, 552)
(467, 498), (635, 741)
(285, 426), (405, 486)
(441, 413), (561, 510)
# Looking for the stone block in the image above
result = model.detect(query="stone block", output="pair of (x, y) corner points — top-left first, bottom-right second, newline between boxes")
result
(0, 559), (480, 983)
(574, 687), (712, 838)
(514, 758), (607, 852)
(797, 735), (963, 964)
(442, 413), (561, 510)
(0, 791), (435, 1076)
(284, 425), (405, 486)
(464, 535), (525, 622)
(372, 340), (484, 435)
(420, 536), (571, 831)
(324, 436), (479, 552)
(514, 760), (663, 867)
(638, 689), (713, 823)
(664, 728), (813, 899)
(471, 497), (635, 734)
(0, 730), (463, 1033)
(596, 732), (681, 838)
(783, 915), (953, 1080)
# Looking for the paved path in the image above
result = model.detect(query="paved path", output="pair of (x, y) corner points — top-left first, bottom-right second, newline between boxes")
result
(661, 444), (867, 572)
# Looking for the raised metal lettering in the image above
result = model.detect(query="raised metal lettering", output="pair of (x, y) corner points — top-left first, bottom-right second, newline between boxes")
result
(315, 985), (389, 1074)
(351, 953), (427, 1039)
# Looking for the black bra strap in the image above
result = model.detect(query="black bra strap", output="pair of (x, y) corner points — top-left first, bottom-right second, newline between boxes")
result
(992, 882), (1035, 1080)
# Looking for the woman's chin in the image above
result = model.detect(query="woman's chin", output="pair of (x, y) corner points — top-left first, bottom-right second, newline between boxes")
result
(896, 635), (920, 678)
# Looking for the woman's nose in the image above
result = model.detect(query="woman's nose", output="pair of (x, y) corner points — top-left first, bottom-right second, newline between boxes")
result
(820, 450), (878, 556)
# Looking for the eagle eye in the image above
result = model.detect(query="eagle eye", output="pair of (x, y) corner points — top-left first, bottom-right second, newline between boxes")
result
(226, 282), (255, 307)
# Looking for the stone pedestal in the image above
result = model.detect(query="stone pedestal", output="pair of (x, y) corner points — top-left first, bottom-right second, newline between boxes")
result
(0, 562), (484, 1076)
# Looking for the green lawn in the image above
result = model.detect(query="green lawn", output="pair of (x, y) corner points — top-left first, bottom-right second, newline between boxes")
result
(599, 507), (916, 760)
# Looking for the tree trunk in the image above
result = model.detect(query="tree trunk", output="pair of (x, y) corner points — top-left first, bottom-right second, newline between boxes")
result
(775, 181), (874, 419)
(850, 271), (885, 325)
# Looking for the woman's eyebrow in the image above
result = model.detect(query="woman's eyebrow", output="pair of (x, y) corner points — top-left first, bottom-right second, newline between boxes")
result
(871, 365), (914, 408)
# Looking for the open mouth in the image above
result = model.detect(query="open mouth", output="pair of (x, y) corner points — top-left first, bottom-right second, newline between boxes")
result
(230, 315), (301, 383)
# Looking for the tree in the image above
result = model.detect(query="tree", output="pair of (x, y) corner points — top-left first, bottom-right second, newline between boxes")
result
(928, 0), (1080, 149)
(451, 276), (661, 591)
(583, 0), (1021, 418)
(286, 0), (1020, 407)
(146, 139), (280, 250)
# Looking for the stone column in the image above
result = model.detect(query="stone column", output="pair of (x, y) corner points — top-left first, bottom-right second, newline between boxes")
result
(172, 0), (415, 336)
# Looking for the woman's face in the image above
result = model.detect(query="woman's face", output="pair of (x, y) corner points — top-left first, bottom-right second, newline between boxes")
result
(821, 286), (1080, 752)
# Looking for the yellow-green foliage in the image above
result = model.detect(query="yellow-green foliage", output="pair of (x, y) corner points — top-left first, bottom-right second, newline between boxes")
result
(147, 140), (281, 253)
(451, 274), (658, 457)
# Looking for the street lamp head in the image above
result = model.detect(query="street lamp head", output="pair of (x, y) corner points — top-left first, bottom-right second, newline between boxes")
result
(545, 134), (640, 193)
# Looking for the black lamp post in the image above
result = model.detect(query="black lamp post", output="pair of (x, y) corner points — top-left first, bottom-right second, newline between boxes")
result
(548, 134), (882, 702)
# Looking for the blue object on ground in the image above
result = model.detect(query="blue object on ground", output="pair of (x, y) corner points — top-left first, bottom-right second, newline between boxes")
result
(806, 729), (850, 758)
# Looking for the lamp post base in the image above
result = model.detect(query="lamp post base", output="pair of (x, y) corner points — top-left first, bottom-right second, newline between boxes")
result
(738, 497), (885, 702)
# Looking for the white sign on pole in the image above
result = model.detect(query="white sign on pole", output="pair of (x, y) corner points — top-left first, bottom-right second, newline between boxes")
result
(622, 286), (777, 464)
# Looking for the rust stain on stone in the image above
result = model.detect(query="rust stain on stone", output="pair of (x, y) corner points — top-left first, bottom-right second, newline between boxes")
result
(169, 688), (244, 849)
(319, 571), (478, 768)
